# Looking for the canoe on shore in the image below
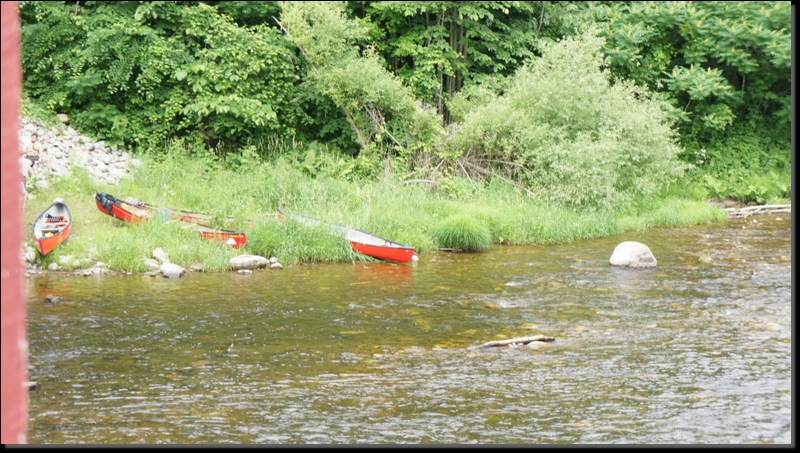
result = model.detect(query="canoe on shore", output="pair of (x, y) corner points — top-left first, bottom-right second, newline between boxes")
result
(33, 198), (72, 256)
(277, 209), (416, 263)
(121, 195), (237, 226)
(95, 192), (247, 248)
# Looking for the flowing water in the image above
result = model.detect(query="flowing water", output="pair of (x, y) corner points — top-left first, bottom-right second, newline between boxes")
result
(26, 215), (792, 444)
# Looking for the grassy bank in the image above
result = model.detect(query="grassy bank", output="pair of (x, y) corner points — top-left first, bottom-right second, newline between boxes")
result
(22, 144), (733, 273)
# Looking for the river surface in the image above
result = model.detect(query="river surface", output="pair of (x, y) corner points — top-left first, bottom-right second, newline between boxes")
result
(26, 215), (792, 444)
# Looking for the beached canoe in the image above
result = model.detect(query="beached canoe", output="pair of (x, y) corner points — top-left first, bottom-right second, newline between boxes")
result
(277, 209), (416, 263)
(95, 192), (247, 248)
(121, 196), (237, 226)
(33, 198), (72, 256)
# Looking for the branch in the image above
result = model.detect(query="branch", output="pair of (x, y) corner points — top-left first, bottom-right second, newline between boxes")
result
(462, 160), (537, 197)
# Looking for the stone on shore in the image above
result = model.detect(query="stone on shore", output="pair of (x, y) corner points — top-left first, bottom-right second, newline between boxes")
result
(230, 254), (268, 270)
(160, 262), (186, 278)
(19, 117), (139, 187)
(609, 241), (657, 269)
(153, 248), (170, 264)
(143, 258), (161, 271)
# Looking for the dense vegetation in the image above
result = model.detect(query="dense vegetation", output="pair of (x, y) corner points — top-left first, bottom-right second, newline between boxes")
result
(19, 1), (791, 206)
(17, 2), (790, 271)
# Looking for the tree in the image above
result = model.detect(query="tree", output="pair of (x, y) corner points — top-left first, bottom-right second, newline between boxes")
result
(587, 1), (791, 141)
(20, 1), (298, 152)
(276, 1), (444, 164)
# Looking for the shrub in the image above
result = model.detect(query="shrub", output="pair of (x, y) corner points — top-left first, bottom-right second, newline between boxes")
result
(430, 215), (492, 252)
(450, 29), (689, 210)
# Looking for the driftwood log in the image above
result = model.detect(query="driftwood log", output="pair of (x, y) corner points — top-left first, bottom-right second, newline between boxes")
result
(726, 204), (791, 220)
(470, 335), (555, 350)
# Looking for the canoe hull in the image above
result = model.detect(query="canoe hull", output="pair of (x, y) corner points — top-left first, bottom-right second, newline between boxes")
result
(95, 192), (246, 248)
(278, 209), (416, 263)
(350, 241), (415, 263)
(33, 200), (72, 256)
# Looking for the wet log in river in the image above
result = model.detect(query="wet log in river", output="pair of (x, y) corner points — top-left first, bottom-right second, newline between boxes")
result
(726, 204), (791, 219)
(471, 335), (556, 349)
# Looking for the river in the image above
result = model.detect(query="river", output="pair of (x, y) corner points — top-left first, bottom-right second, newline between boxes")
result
(26, 215), (792, 444)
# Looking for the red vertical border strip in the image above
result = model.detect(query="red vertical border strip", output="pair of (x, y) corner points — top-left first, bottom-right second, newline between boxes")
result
(1, 1), (29, 445)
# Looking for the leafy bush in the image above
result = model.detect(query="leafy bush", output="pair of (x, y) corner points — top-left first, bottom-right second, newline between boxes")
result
(20, 1), (299, 153)
(451, 30), (688, 209)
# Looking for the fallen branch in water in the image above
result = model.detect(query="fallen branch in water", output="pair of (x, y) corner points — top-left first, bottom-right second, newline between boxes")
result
(470, 335), (555, 349)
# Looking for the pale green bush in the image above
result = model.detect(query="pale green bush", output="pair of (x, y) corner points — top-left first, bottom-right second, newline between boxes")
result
(451, 30), (688, 209)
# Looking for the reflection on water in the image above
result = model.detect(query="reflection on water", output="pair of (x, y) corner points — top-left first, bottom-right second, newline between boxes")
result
(27, 216), (791, 443)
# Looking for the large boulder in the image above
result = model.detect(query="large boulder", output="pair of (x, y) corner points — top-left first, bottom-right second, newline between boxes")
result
(230, 254), (268, 270)
(609, 241), (657, 269)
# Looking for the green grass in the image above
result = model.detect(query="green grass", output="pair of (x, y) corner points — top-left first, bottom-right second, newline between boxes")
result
(23, 142), (735, 272)
(430, 215), (492, 252)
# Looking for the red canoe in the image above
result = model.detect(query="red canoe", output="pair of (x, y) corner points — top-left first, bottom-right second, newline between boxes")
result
(95, 192), (247, 248)
(120, 195), (236, 227)
(32, 198), (72, 256)
(277, 209), (416, 263)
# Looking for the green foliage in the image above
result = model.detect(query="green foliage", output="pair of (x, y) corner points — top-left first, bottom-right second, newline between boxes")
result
(20, 1), (299, 153)
(278, 1), (445, 162)
(356, 1), (587, 123)
(587, 1), (791, 141)
(451, 30), (688, 209)
(247, 218), (363, 264)
(430, 215), (492, 252)
(680, 122), (791, 203)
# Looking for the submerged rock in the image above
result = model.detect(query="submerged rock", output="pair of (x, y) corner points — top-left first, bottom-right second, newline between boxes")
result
(609, 241), (657, 269)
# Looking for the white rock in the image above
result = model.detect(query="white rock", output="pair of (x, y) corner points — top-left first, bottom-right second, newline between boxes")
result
(269, 256), (278, 264)
(160, 262), (186, 278)
(230, 254), (268, 270)
(237, 269), (253, 275)
(25, 246), (37, 263)
(609, 241), (657, 269)
(153, 248), (170, 263)
(48, 263), (59, 271)
(143, 258), (161, 271)
(269, 263), (283, 269)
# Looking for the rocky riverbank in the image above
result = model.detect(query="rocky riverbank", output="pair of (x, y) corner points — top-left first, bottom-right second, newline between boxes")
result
(20, 115), (142, 190)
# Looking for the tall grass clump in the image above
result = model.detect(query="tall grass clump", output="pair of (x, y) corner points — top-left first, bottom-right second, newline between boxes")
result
(429, 215), (492, 252)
